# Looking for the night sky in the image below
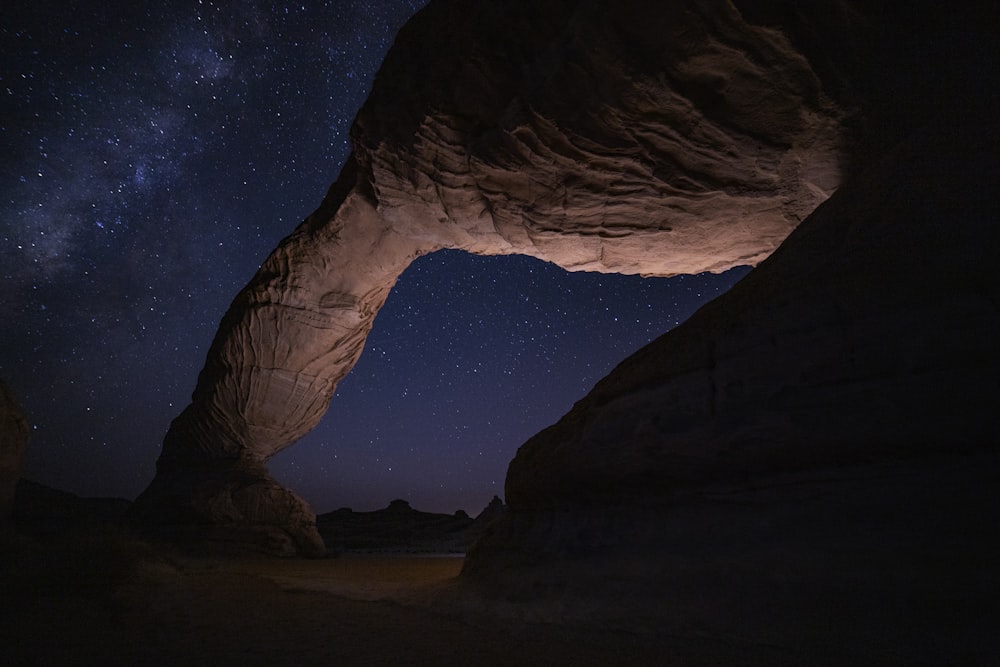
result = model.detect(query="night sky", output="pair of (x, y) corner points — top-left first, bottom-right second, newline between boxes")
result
(2, 1), (749, 515)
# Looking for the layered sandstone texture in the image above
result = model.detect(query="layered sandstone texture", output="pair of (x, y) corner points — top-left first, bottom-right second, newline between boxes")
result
(1, 379), (30, 523)
(493, 124), (999, 517)
(461, 124), (1000, 658)
(138, 0), (851, 552)
(462, 5), (1000, 646)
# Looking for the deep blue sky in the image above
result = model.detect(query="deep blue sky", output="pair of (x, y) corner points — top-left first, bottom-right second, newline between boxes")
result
(2, 1), (748, 515)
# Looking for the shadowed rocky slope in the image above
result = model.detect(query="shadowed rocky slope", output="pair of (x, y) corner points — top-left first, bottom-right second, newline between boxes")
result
(137, 0), (855, 553)
(1, 378), (29, 524)
(13, 479), (132, 533)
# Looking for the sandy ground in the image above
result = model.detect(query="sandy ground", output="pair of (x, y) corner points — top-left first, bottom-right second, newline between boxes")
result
(6, 453), (998, 665)
(6, 551), (677, 666)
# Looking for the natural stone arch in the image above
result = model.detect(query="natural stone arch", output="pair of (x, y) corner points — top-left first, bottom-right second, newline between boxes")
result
(136, 0), (850, 555)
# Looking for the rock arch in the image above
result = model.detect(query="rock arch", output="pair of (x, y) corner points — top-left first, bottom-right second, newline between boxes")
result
(136, 0), (851, 555)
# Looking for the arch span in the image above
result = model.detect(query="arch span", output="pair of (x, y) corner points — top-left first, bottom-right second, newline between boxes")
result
(136, 0), (849, 555)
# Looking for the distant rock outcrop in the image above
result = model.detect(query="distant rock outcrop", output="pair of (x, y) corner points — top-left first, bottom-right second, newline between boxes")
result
(474, 496), (506, 524)
(13, 479), (132, 532)
(137, 0), (851, 555)
(1, 378), (29, 523)
(317, 497), (506, 554)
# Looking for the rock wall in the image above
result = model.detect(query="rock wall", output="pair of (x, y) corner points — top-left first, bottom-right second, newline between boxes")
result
(460, 5), (1000, 648)
(137, 0), (853, 553)
(458, 136), (1000, 653)
(476, 123), (998, 529)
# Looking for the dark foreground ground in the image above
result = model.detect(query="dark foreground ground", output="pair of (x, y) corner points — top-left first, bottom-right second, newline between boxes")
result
(3, 547), (677, 666)
(4, 452), (999, 666)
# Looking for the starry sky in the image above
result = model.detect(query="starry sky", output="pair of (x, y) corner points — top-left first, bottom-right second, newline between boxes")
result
(2, 1), (749, 515)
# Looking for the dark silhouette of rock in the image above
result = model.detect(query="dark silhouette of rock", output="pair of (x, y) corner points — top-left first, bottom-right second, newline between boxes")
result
(136, 460), (325, 557)
(13, 479), (132, 533)
(317, 497), (501, 553)
(138, 0), (853, 555)
(473, 495), (507, 524)
(1, 378), (29, 523)
(386, 499), (414, 513)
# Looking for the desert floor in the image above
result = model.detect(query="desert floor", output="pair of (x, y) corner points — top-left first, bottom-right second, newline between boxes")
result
(7, 453), (999, 666)
(7, 549), (690, 666)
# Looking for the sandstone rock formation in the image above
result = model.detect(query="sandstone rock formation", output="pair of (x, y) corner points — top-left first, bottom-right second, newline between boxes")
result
(468, 124), (999, 556)
(137, 0), (852, 552)
(1, 378), (30, 523)
(458, 5), (1000, 651)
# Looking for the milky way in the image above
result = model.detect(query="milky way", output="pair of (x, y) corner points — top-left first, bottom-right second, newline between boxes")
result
(2, 1), (749, 514)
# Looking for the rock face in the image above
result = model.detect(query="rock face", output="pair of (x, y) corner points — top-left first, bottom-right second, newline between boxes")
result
(137, 0), (852, 551)
(458, 4), (1000, 652)
(470, 124), (999, 550)
(1, 379), (30, 523)
(13, 479), (132, 531)
(496, 122), (1000, 512)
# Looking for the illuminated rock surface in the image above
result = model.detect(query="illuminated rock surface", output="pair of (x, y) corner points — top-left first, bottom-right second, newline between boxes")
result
(497, 125), (999, 513)
(470, 124), (999, 553)
(137, 0), (851, 552)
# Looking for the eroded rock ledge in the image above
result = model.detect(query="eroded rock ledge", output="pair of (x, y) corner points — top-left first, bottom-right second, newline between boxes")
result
(137, 0), (853, 554)
(473, 123), (998, 540)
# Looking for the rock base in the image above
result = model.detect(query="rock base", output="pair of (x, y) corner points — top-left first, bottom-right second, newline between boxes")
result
(463, 453), (1000, 663)
(133, 460), (325, 558)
